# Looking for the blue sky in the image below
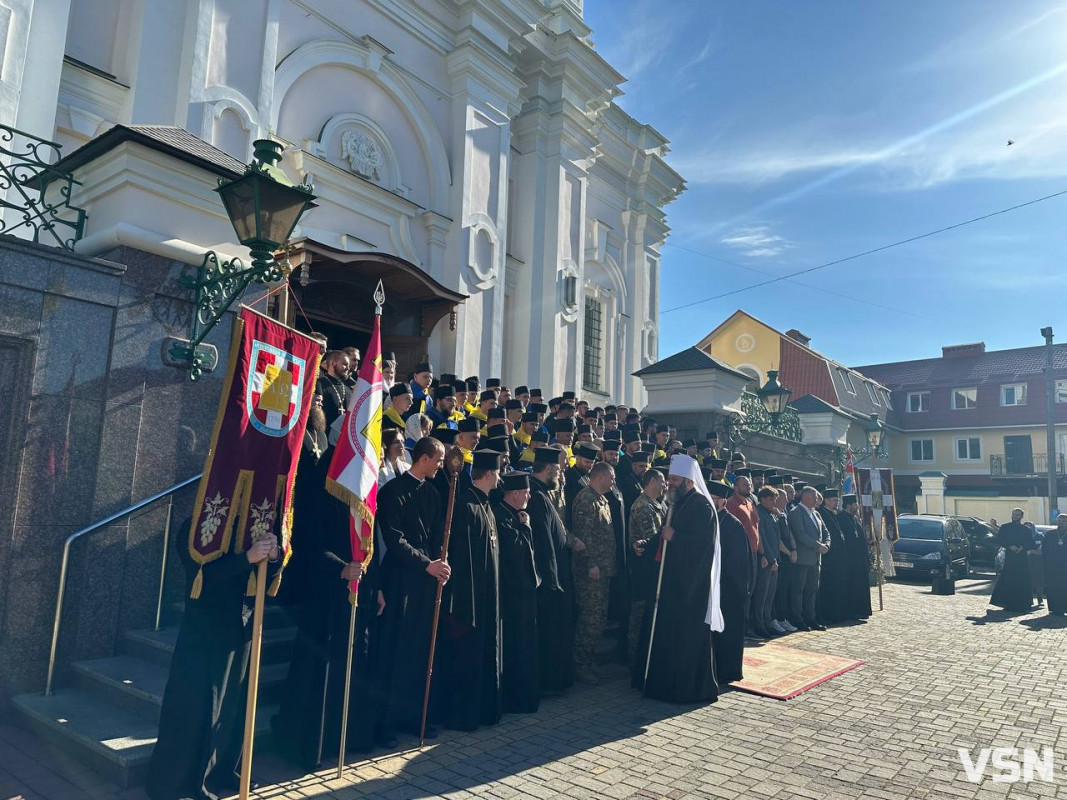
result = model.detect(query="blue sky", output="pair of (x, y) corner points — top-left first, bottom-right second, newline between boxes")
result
(584, 0), (1067, 367)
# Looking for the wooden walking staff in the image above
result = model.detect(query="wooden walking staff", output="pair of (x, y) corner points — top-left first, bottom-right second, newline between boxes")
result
(239, 554), (268, 800)
(419, 446), (465, 747)
(642, 503), (675, 696)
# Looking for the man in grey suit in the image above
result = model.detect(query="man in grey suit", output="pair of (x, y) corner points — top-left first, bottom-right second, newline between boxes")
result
(787, 486), (830, 631)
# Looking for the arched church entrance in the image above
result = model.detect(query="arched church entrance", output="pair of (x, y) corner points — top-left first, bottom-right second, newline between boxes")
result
(281, 238), (465, 377)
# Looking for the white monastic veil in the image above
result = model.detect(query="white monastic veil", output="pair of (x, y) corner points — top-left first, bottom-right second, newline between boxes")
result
(668, 455), (724, 632)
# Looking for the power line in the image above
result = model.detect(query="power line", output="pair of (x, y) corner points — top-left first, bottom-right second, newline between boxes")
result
(663, 241), (935, 321)
(662, 188), (1067, 315)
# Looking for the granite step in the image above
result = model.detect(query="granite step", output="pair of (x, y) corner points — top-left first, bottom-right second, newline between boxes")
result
(121, 625), (297, 668)
(71, 654), (289, 722)
(12, 689), (278, 789)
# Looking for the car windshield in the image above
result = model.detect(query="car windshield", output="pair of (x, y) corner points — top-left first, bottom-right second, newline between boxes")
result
(898, 519), (944, 541)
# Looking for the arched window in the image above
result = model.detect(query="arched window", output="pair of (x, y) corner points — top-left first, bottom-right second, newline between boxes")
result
(737, 365), (761, 393)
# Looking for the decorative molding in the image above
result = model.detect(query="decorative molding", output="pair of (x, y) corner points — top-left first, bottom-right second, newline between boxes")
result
(465, 213), (498, 290)
(272, 38), (451, 214)
(305, 112), (408, 198)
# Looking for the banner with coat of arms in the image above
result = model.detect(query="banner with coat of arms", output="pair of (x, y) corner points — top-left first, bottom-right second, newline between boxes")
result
(856, 467), (899, 541)
(187, 307), (323, 598)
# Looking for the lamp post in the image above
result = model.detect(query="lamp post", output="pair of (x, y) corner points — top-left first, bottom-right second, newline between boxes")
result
(726, 369), (795, 447)
(1042, 326), (1058, 523)
(167, 139), (316, 379)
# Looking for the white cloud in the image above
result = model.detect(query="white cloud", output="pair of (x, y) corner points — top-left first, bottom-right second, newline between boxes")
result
(720, 225), (790, 258)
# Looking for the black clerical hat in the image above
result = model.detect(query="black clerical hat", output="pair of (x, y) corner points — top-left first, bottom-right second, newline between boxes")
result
(530, 388), (543, 398)
(486, 378), (501, 389)
(414, 362), (433, 374)
(734, 468), (752, 478)
(488, 407), (506, 420)
(389, 382), (412, 398)
(623, 429), (641, 444)
(430, 427), (458, 444)
(576, 423), (592, 435)
(383, 351), (397, 363)
(435, 384), (454, 399)
(514, 385), (530, 396)
(604, 430), (621, 443)
(521, 412), (538, 423)
(471, 451), (503, 471)
(533, 446), (562, 465)
(479, 390), (496, 402)
(439, 373), (457, 384)
(823, 488), (839, 499)
(562, 390), (576, 401)
(843, 494), (858, 504)
(458, 417), (483, 433)
(554, 419), (575, 433)
(532, 431), (550, 443)
(505, 399), (523, 410)
(706, 481), (732, 499)
(501, 471), (529, 491)
(575, 442), (601, 461)
(529, 402), (547, 414)
(632, 451), (651, 464)
(709, 458), (728, 469)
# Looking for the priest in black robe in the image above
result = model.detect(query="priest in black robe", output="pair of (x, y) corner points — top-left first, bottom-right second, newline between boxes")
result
(272, 488), (381, 769)
(708, 480), (749, 685)
(639, 456), (720, 704)
(1042, 514), (1067, 616)
(526, 446), (575, 693)
(147, 520), (280, 800)
(438, 450), (503, 731)
(837, 494), (871, 620)
(375, 437), (449, 741)
(493, 471), (541, 713)
(990, 508), (1035, 612)
(816, 490), (849, 624)
(563, 443), (598, 528)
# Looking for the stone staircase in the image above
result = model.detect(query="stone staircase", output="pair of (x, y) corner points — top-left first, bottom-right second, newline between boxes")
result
(12, 601), (629, 789)
(12, 601), (297, 788)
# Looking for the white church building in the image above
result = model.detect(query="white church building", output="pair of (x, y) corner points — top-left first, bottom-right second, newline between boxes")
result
(5, 0), (684, 405)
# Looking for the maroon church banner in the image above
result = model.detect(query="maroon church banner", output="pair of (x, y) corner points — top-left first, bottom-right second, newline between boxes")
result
(187, 307), (323, 597)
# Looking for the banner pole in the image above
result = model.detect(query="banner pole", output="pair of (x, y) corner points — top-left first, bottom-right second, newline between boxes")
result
(239, 557), (268, 800)
(336, 592), (359, 779)
(873, 516), (885, 612)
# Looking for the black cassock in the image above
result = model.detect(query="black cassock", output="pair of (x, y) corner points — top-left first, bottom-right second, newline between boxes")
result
(493, 500), (541, 713)
(990, 522), (1034, 611)
(563, 465), (590, 528)
(816, 505), (849, 623)
(617, 469), (643, 517)
(147, 519), (280, 800)
(439, 486), (502, 730)
(712, 508), (749, 685)
(275, 427), (328, 607)
(527, 476), (575, 692)
(273, 494), (379, 770)
(375, 472), (443, 736)
(1041, 529), (1067, 614)
(641, 489), (718, 704)
(837, 510), (872, 619)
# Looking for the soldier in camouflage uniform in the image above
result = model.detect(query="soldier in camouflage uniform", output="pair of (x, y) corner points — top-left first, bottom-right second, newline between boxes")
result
(627, 468), (666, 666)
(570, 462), (617, 684)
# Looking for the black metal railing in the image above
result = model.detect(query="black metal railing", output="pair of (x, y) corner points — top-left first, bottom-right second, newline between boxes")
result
(990, 452), (1066, 477)
(0, 123), (87, 250)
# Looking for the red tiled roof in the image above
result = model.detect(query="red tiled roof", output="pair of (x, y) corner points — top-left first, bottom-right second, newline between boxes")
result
(779, 336), (839, 407)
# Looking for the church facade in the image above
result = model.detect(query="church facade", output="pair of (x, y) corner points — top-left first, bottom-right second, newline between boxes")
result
(11, 0), (683, 405)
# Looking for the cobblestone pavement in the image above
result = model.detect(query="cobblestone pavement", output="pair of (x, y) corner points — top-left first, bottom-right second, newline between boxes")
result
(4, 574), (1067, 800)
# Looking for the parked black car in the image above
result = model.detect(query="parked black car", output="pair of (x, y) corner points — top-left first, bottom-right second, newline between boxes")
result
(953, 516), (998, 565)
(892, 515), (971, 578)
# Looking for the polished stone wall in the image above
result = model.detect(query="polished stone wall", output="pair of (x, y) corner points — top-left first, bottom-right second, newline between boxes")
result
(0, 237), (243, 701)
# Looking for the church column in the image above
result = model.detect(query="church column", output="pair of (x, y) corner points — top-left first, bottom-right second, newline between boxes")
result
(444, 33), (524, 380)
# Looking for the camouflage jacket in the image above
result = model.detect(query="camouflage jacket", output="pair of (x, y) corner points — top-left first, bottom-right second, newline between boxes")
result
(571, 485), (615, 577)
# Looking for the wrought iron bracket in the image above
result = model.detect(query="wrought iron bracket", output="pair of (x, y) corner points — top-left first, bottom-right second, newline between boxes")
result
(723, 391), (804, 447)
(0, 123), (87, 250)
(167, 250), (288, 380)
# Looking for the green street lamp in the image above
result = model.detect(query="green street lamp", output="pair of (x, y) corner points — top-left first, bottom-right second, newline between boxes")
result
(168, 139), (316, 379)
(757, 369), (792, 423)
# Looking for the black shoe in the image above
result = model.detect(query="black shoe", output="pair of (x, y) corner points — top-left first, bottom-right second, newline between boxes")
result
(811, 623), (827, 631)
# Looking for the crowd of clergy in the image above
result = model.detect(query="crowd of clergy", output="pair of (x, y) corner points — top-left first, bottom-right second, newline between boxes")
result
(147, 348), (878, 800)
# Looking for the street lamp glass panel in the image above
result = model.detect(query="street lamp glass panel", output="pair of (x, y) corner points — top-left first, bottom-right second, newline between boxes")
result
(758, 370), (791, 416)
(217, 172), (312, 250)
(866, 413), (884, 449)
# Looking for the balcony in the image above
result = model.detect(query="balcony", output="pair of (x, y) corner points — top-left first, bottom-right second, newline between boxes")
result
(990, 452), (1066, 477)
